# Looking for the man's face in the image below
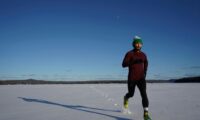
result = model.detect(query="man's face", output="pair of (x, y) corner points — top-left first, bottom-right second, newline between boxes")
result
(134, 43), (142, 50)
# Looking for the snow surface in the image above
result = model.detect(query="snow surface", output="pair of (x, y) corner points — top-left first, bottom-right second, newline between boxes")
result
(0, 83), (200, 120)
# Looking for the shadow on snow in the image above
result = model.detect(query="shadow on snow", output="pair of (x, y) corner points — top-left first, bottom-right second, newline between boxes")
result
(18, 97), (132, 120)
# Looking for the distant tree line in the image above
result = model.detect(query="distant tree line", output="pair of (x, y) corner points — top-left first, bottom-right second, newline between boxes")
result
(0, 76), (199, 85)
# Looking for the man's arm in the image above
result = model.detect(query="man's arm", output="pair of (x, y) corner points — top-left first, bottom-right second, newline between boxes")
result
(122, 52), (130, 68)
(144, 54), (148, 79)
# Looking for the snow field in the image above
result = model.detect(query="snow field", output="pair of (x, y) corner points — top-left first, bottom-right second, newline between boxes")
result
(0, 83), (200, 120)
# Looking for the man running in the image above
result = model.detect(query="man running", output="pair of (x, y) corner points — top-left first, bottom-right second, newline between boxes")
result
(122, 36), (151, 120)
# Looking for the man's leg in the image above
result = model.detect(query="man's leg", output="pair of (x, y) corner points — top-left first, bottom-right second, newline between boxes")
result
(124, 80), (136, 108)
(137, 79), (151, 120)
(137, 79), (149, 109)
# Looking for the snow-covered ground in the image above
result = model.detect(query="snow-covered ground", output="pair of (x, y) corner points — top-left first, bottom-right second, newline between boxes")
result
(0, 83), (200, 120)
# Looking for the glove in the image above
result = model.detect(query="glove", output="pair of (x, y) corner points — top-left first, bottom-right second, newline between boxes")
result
(143, 72), (147, 80)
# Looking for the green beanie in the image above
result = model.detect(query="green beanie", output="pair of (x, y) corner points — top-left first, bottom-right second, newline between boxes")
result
(132, 36), (143, 46)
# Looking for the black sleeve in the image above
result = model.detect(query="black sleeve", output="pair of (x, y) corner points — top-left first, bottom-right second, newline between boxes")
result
(122, 52), (130, 68)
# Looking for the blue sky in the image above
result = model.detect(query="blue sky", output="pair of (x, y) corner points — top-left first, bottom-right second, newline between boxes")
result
(0, 0), (200, 80)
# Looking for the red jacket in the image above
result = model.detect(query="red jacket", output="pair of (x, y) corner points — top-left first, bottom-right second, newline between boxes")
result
(122, 49), (148, 81)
